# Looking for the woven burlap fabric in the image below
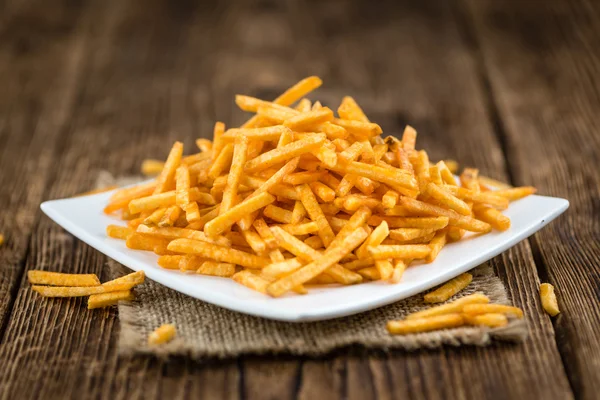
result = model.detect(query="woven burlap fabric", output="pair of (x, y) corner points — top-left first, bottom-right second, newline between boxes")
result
(98, 173), (527, 359)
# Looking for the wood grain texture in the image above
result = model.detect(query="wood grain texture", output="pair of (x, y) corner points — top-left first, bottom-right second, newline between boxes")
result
(0, 0), (596, 398)
(465, 0), (600, 398)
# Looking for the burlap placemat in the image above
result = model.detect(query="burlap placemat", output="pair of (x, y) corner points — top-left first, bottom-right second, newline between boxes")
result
(97, 173), (527, 359)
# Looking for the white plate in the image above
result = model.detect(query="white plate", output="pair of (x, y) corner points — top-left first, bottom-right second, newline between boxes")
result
(41, 191), (568, 322)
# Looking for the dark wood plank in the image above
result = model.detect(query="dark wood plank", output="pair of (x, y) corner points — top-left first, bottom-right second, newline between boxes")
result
(464, 0), (600, 398)
(0, 0), (90, 336)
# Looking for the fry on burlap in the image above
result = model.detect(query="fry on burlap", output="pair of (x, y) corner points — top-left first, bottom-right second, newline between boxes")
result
(98, 173), (527, 359)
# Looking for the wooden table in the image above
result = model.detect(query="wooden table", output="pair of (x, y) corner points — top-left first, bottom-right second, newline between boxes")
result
(0, 0), (598, 398)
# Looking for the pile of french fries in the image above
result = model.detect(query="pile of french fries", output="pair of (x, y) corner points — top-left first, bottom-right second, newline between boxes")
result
(104, 76), (536, 298)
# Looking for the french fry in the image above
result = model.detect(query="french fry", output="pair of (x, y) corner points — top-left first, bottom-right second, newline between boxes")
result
(478, 175), (512, 190)
(204, 192), (275, 237)
(176, 164), (191, 207)
(197, 261), (236, 277)
(406, 293), (490, 320)
(208, 143), (234, 179)
(424, 273), (472, 303)
(389, 228), (437, 242)
(167, 238), (270, 268)
(143, 207), (167, 226)
(303, 235), (324, 249)
(338, 96), (369, 122)
(390, 260), (407, 283)
(233, 270), (270, 294)
(540, 283), (560, 316)
(157, 255), (184, 269)
(32, 285), (109, 297)
(141, 159), (165, 176)
(296, 184), (336, 246)
(464, 313), (508, 328)
(220, 136), (249, 214)
(401, 126), (417, 151)
(368, 245), (431, 260)
(284, 108), (334, 131)
(356, 221), (389, 259)
(462, 304), (524, 319)
(27, 271), (101, 287)
(400, 197), (491, 233)
(493, 186), (537, 201)
(88, 290), (134, 309)
(332, 119), (382, 139)
(283, 171), (325, 185)
(128, 188), (215, 214)
(425, 183), (471, 216)
(158, 205), (181, 227)
(267, 228), (368, 296)
(195, 138), (212, 153)
(436, 161), (457, 185)
(148, 324), (177, 345)
(102, 270), (145, 291)
(211, 122), (226, 161)
(137, 225), (230, 247)
(245, 134), (325, 173)
(295, 98), (312, 112)
(473, 204), (511, 231)
(375, 260), (394, 280)
(153, 141), (183, 194)
(314, 144), (338, 168)
(382, 190), (399, 209)
(426, 230), (447, 263)
(241, 228), (268, 255)
(357, 266), (380, 280)
(280, 222), (319, 235)
(387, 314), (464, 335)
(104, 183), (156, 214)
(443, 186), (509, 210)
(309, 181), (336, 202)
(253, 218), (278, 249)
(126, 234), (170, 252)
(106, 225), (133, 240)
(223, 125), (291, 142)
(291, 201), (307, 224)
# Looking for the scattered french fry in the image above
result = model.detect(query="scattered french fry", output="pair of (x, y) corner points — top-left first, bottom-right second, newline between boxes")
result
(540, 283), (560, 316)
(464, 313), (508, 328)
(406, 293), (490, 320)
(88, 290), (134, 309)
(424, 273), (473, 303)
(387, 314), (464, 335)
(148, 324), (177, 345)
(27, 270), (100, 287)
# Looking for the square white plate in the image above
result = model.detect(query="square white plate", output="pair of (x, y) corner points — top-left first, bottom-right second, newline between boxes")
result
(41, 190), (568, 322)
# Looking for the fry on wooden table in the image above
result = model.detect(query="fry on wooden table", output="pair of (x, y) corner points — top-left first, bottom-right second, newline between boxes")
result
(424, 273), (473, 303)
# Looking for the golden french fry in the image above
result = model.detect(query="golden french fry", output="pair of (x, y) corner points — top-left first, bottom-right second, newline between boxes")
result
(540, 283), (560, 316)
(382, 190), (399, 209)
(296, 184), (336, 246)
(262, 258), (304, 278)
(197, 261), (236, 277)
(126, 234), (170, 252)
(303, 235), (324, 249)
(106, 225), (133, 240)
(102, 270), (145, 291)
(357, 266), (380, 280)
(443, 186), (509, 210)
(463, 313), (508, 328)
(356, 221), (389, 259)
(332, 119), (382, 139)
(157, 255), (184, 269)
(148, 324), (177, 345)
(141, 159), (165, 176)
(425, 183), (471, 216)
(478, 175), (512, 190)
(220, 136), (249, 214)
(27, 270), (100, 287)
(153, 141), (183, 194)
(291, 201), (307, 224)
(473, 204), (511, 231)
(283, 171), (325, 185)
(400, 197), (491, 233)
(128, 189), (215, 214)
(204, 192), (275, 237)
(375, 260), (394, 280)
(263, 204), (293, 224)
(158, 205), (182, 227)
(284, 108), (334, 131)
(493, 186), (537, 201)
(167, 238), (269, 268)
(338, 96), (369, 122)
(401, 126), (417, 151)
(387, 314), (464, 335)
(245, 134), (325, 173)
(426, 230), (447, 263)
(462, 304), (524, 319)
(389, 260), (406, 283)
(368, 245), (431, 260)
(424, 273), (472, 303)
(280, 222), (320, 235)
(143, 207), (167, 226)
(295, 98), (312, 112)
(32, 285), (108, 297)
(0, 234), (5, 246)
(232, 270), (270, 294)
(309, 181), (336, 202)
(223, 125), (291, 141)
(88, 290), (134, 309)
